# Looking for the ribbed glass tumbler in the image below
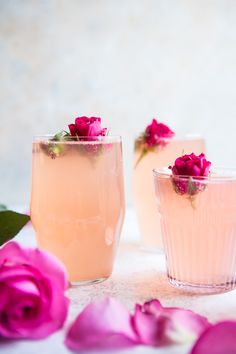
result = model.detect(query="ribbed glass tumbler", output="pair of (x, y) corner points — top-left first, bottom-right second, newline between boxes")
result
(153, 168), (236, 294)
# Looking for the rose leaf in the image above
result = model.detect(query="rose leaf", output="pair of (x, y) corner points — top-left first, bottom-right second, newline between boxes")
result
(0, 211), (30, 246)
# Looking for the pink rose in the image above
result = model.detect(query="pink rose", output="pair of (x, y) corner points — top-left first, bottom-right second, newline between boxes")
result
(68, 116), (107, 137)
(169, 153), (211, 195)
(170, 153), (211, 178)
(0, 242), (69, 339)
(145, 119), (174, 147)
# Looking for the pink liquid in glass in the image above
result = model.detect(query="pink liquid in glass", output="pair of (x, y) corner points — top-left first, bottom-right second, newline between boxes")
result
(30, 137), (125, 284)
(154, 168), (236, 294)
(132, 137), (205, 251)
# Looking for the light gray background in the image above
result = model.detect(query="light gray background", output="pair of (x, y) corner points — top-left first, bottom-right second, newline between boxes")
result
(1, 0), (236, 206)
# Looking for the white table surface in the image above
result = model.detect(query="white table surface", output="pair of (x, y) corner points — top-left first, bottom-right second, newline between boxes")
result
(3, 208), (236, 354)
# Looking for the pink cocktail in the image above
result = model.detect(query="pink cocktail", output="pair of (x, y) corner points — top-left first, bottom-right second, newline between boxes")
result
(153, 168), (236, 294)
(31, 136), (125, 284)
(133, 137), (205, 251)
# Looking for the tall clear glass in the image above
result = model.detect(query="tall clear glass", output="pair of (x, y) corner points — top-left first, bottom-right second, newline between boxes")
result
(30, 136), (125, 285)
(132, 136), (205, 252)
(153, 168), (236, 294)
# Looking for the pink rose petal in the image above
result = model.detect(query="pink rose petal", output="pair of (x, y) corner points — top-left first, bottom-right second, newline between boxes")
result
(66, 297), (211, 351)
(191, 321), (236, 354)
(68, 123), (77, 136)
(65, 297), (139, 351)
(133, 300), (210, 346)
(133, 301), (163, 346)
(161, 307), (211, 344)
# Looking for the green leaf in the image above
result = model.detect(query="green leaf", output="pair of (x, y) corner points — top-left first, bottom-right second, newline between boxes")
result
(40, 131), (71, 159)
(53, 130), (71, 141)
(0, 211), (30, 246)
(0, 204), (7, 211)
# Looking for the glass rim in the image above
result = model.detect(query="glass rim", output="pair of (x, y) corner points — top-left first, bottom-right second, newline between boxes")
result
(33, 135), (122, 143)
(153, 167), (236, 182)
(172, 133), (204, 141)
(134, 133), (204, 142)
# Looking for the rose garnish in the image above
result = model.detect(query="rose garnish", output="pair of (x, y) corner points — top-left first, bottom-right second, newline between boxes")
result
(134, 118), (175, 168)
(0, 242), (69, 339)
(42, 116), (108, 158)
(65, 297), (210, 351)
(169, 153), (211, 207)
(68, 116), (107, 138)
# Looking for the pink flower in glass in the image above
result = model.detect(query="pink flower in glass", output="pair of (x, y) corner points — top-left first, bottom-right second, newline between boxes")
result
(145, 119), (174, 147)
(68, 116), (107, 137)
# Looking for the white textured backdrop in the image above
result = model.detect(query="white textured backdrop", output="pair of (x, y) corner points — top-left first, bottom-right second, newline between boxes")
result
(1, 0), (236, 206)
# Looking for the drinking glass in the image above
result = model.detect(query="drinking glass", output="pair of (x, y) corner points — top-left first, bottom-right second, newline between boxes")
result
(132, 136), (205, 251)
(31, 136), (125, 285)
(153, 167), (236, 294)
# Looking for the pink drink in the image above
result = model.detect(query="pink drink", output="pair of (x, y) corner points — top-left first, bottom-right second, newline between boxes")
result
(133, 137), (205, 251)
(154, 168), (236, 294)
(30, 137), (125, 284)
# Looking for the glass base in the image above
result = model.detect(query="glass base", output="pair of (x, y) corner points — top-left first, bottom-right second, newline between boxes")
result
(169, 276), (236, 294)
(70, 277), (108, 287)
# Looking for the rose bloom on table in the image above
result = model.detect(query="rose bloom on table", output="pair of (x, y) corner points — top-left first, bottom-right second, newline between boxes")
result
(0, 242), (69, 339)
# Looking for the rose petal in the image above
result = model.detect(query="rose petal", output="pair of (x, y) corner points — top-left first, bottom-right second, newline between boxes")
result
(65, 297), (139, 351)
(68, 124), (77, 136)
(161, 307), (211, 344)
(133, 302), (162, 346)
(185, 162), (201, 176)
(190, 321), (236, 354)
(87, 119), (102, 136)
(133, 300), (210, 347)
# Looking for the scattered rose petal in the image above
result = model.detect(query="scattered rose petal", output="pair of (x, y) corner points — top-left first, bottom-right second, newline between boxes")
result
(65, 297), (210, 351)
(133, 299), (163, 345)
(133, 300), (210, 346)
(191, 321), (236, 354)
(0, 242), (69, 339)
(161, 307), (211, 344)
(65, 298), (139, 351)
